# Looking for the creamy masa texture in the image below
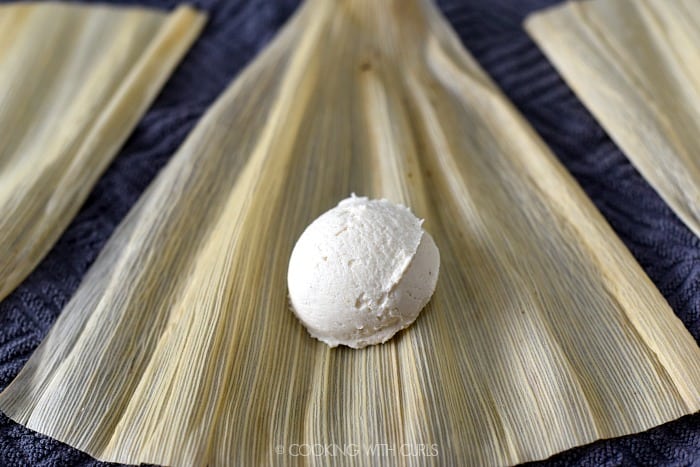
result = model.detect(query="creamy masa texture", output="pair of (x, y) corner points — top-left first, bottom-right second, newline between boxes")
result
(287, 195), (440, 348)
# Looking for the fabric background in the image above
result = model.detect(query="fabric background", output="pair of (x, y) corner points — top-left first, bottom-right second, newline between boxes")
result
(0, 0), (698, 465)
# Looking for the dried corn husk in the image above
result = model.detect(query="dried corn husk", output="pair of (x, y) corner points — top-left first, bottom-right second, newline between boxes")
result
(525, 0), (700, 239)
(2, 0), (700, 465)
(0, 2), (205, 300)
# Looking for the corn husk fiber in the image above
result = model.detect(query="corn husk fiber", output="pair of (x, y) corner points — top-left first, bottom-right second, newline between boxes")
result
(526, 0), (700, 239)
(2, 0), (700, 465)
(0, 2), (205, 301)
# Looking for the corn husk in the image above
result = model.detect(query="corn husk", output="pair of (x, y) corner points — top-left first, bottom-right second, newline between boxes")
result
(0, 2), (205, 301)
(525, 0), (700, 239)
(2, 0), (700, 465)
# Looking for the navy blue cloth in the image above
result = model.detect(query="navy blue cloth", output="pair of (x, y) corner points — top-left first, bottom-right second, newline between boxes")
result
(0, 0), (698, 465)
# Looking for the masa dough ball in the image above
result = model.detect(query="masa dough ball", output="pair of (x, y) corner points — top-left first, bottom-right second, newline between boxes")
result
(287, 195), (440, 348)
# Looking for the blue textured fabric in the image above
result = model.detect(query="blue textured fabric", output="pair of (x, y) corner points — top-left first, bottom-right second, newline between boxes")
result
(0, 0), (697, 465)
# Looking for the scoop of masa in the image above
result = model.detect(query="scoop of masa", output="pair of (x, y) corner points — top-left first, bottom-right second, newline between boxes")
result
(288, 195), (440, 348)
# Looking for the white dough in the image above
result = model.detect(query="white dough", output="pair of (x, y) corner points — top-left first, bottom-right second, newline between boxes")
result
(287, 195), (440, 348)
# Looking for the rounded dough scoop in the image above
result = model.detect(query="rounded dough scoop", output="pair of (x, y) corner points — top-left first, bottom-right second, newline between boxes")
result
(287, 195), (440, 348)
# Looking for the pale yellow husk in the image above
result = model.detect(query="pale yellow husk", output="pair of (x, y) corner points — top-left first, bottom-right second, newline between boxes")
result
(0, 2), (206, 301)
(2, 0), (699, 465)
(525, 0), (700, 238)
